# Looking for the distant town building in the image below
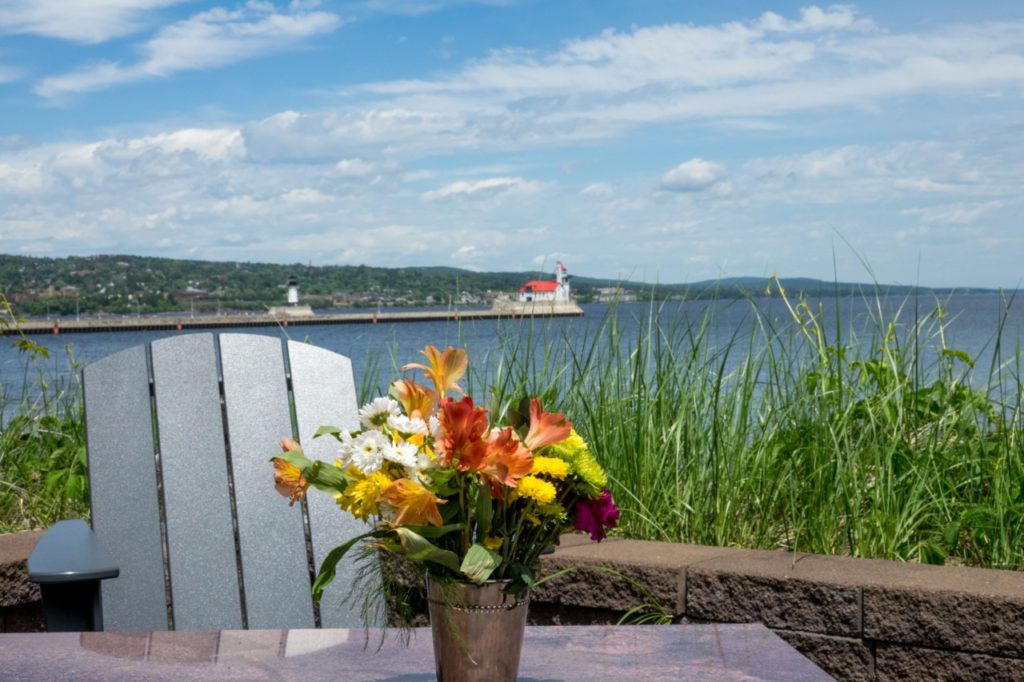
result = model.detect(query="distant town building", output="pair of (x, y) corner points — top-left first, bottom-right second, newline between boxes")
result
(595, 287), (637, 303)
(519, 262), (571, 303)
(170, 286), (210, 300)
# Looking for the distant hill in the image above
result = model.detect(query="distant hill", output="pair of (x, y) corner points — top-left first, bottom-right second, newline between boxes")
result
(0, 253), (995, 317)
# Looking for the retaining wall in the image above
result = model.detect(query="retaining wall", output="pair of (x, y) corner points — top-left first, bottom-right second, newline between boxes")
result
(2, 529), (1022, 680)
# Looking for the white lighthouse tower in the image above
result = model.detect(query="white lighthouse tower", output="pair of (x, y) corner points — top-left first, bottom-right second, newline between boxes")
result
(286, 277), (299, 306)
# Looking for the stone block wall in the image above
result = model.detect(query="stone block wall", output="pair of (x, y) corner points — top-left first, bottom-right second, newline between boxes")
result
(533, 536), (1024, 681)
(0, 530), (43, 633)
(3, 529), (1023, 680)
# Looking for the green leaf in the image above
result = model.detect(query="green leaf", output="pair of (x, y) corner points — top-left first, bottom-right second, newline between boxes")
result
(460, 543), (501, 583)
(312, 529), (382, 601)
(306, 460), (347, 492)
(313, 425), (343, 440)
(474, 484), (493, 543)
(392, 527), (460, 572)
(400, 523), (463, 539)
(942, 348), (975, 369)
(943, 520), (962, 552)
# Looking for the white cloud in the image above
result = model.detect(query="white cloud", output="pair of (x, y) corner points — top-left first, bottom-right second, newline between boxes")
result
(660, 159), (726, 193)
(344, 8), (1024, 151)
(581, 182), (614, 197)
(0, 0), (186, 43)
(35, 2), (343, 97)
(421, 176), (540, 200)
(902, 201), (1006, 224)
(757, 5), (873, 34)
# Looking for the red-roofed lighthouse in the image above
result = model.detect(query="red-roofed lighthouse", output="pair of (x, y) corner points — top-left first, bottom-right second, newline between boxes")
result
(519, 261), (571, 303)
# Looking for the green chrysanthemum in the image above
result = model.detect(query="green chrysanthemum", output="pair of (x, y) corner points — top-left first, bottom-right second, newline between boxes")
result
(545, 429), (607, 497)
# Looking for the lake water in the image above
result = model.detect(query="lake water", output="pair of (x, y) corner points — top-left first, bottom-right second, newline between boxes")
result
(3, 293), (1022, 408)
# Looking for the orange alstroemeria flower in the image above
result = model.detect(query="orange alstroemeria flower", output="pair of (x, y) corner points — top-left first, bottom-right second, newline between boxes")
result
(273, 438), (309, 506)
(403, 345), (468, 398)
(437, 396), (490, 471)
(523, 398), (572, 451)
(480, 427), (534, 494)
(393, 378), (434, 419)
(380, 478), (446, 527)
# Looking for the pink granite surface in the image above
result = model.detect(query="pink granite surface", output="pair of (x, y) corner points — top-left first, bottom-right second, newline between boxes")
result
(0, 623), (831, 681)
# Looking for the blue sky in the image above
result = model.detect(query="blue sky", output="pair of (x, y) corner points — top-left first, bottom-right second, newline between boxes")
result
(1, 1), (1023, 287)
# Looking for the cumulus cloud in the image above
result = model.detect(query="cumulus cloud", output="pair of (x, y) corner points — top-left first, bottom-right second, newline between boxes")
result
(0, 0), (186, 43)
(345, 7), (1024, 149)
(660, 159), (726, 193)
(757, 5), (873, 33)
(35, 2), (343, 97)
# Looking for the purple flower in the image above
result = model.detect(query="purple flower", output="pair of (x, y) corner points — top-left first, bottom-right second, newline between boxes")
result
(574, 488), (620, 542)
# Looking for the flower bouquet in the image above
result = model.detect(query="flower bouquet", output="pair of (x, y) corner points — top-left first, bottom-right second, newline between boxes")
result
(271, 345), (618, 680)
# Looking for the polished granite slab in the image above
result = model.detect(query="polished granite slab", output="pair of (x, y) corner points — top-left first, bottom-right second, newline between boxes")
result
(0, 623), (833, 681)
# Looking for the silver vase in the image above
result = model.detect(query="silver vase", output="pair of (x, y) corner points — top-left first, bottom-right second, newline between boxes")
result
(426, 578), (530, 682)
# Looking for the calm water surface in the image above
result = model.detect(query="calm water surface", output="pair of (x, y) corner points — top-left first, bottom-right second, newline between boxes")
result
(3, 293), (1022, 406)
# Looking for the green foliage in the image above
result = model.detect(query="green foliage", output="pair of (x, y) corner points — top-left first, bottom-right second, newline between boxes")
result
(0, 253), (598, 315)
(2, 279), (1022, 575)
(0, 337), (88, 532)
(480, 286), (1024, 570)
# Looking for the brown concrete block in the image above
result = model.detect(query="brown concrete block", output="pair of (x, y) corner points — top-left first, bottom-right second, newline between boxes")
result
(686, 549), (863, 636)
(536, 538), (737, 617)
(860, 561), (1024, 657)
(875, 642), (1024, 682)
(776, 629), (874, 682)
(0, 530), (44, 608)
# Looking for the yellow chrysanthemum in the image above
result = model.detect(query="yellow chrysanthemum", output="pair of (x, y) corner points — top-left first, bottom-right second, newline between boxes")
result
(546, 429), (607, 496)
(531, 456), (569, 480)
(335, 470), (392, 520)
(483, 536), (503, 551)
(515, 475), (557, 505)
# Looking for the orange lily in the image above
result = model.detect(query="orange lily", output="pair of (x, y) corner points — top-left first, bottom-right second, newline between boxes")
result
(393, 378), (434, 418)
(523, 398), (572, 451)
(273, 438), (309, 506)
(403, 345), (468, 397)
(380, 478), (446, 526)
(480, 427), (534, 493)
(437, 396), (490, 471)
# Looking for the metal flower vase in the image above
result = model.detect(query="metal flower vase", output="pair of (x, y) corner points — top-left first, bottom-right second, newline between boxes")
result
(426, 578), (530, 682)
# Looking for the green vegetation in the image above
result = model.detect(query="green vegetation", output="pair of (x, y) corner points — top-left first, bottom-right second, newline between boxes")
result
(0, 253), (993, 318)
(0, 297), (88, 533)
(0, 253), (586, 316)
(479, 283), (1023, 570)
(2, 283), (1021, 572)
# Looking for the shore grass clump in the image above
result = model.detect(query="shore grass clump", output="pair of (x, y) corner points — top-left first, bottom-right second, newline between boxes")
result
(1, 287), (1021, 571)
(482, 283), (1023, 570)
(0, 297), (89, 533)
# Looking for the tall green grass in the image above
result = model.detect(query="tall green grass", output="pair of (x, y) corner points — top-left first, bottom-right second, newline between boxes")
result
(2, 288), (1022, 571)
(0, 297), (89, 533)
(479, 284), (1024, 570)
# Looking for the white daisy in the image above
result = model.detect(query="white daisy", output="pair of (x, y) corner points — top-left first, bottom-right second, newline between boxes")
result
(336, 429), (357, 468)
(428, 415), (443, 441)
(383, 440), (419, 468)
(358, 397), (401, 430)
(349, 430), (389, 474)
(387, 414), (428, 435)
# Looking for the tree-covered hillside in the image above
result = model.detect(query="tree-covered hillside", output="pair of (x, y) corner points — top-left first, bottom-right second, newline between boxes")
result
(0, 254), (588, 315)
(0, 254), (990, 317)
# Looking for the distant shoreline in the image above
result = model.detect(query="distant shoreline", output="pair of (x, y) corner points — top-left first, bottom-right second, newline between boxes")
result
(6, 304), (585, 336)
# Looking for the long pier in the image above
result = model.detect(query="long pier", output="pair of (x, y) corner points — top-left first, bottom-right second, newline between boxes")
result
(7, 305), (584, 336)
